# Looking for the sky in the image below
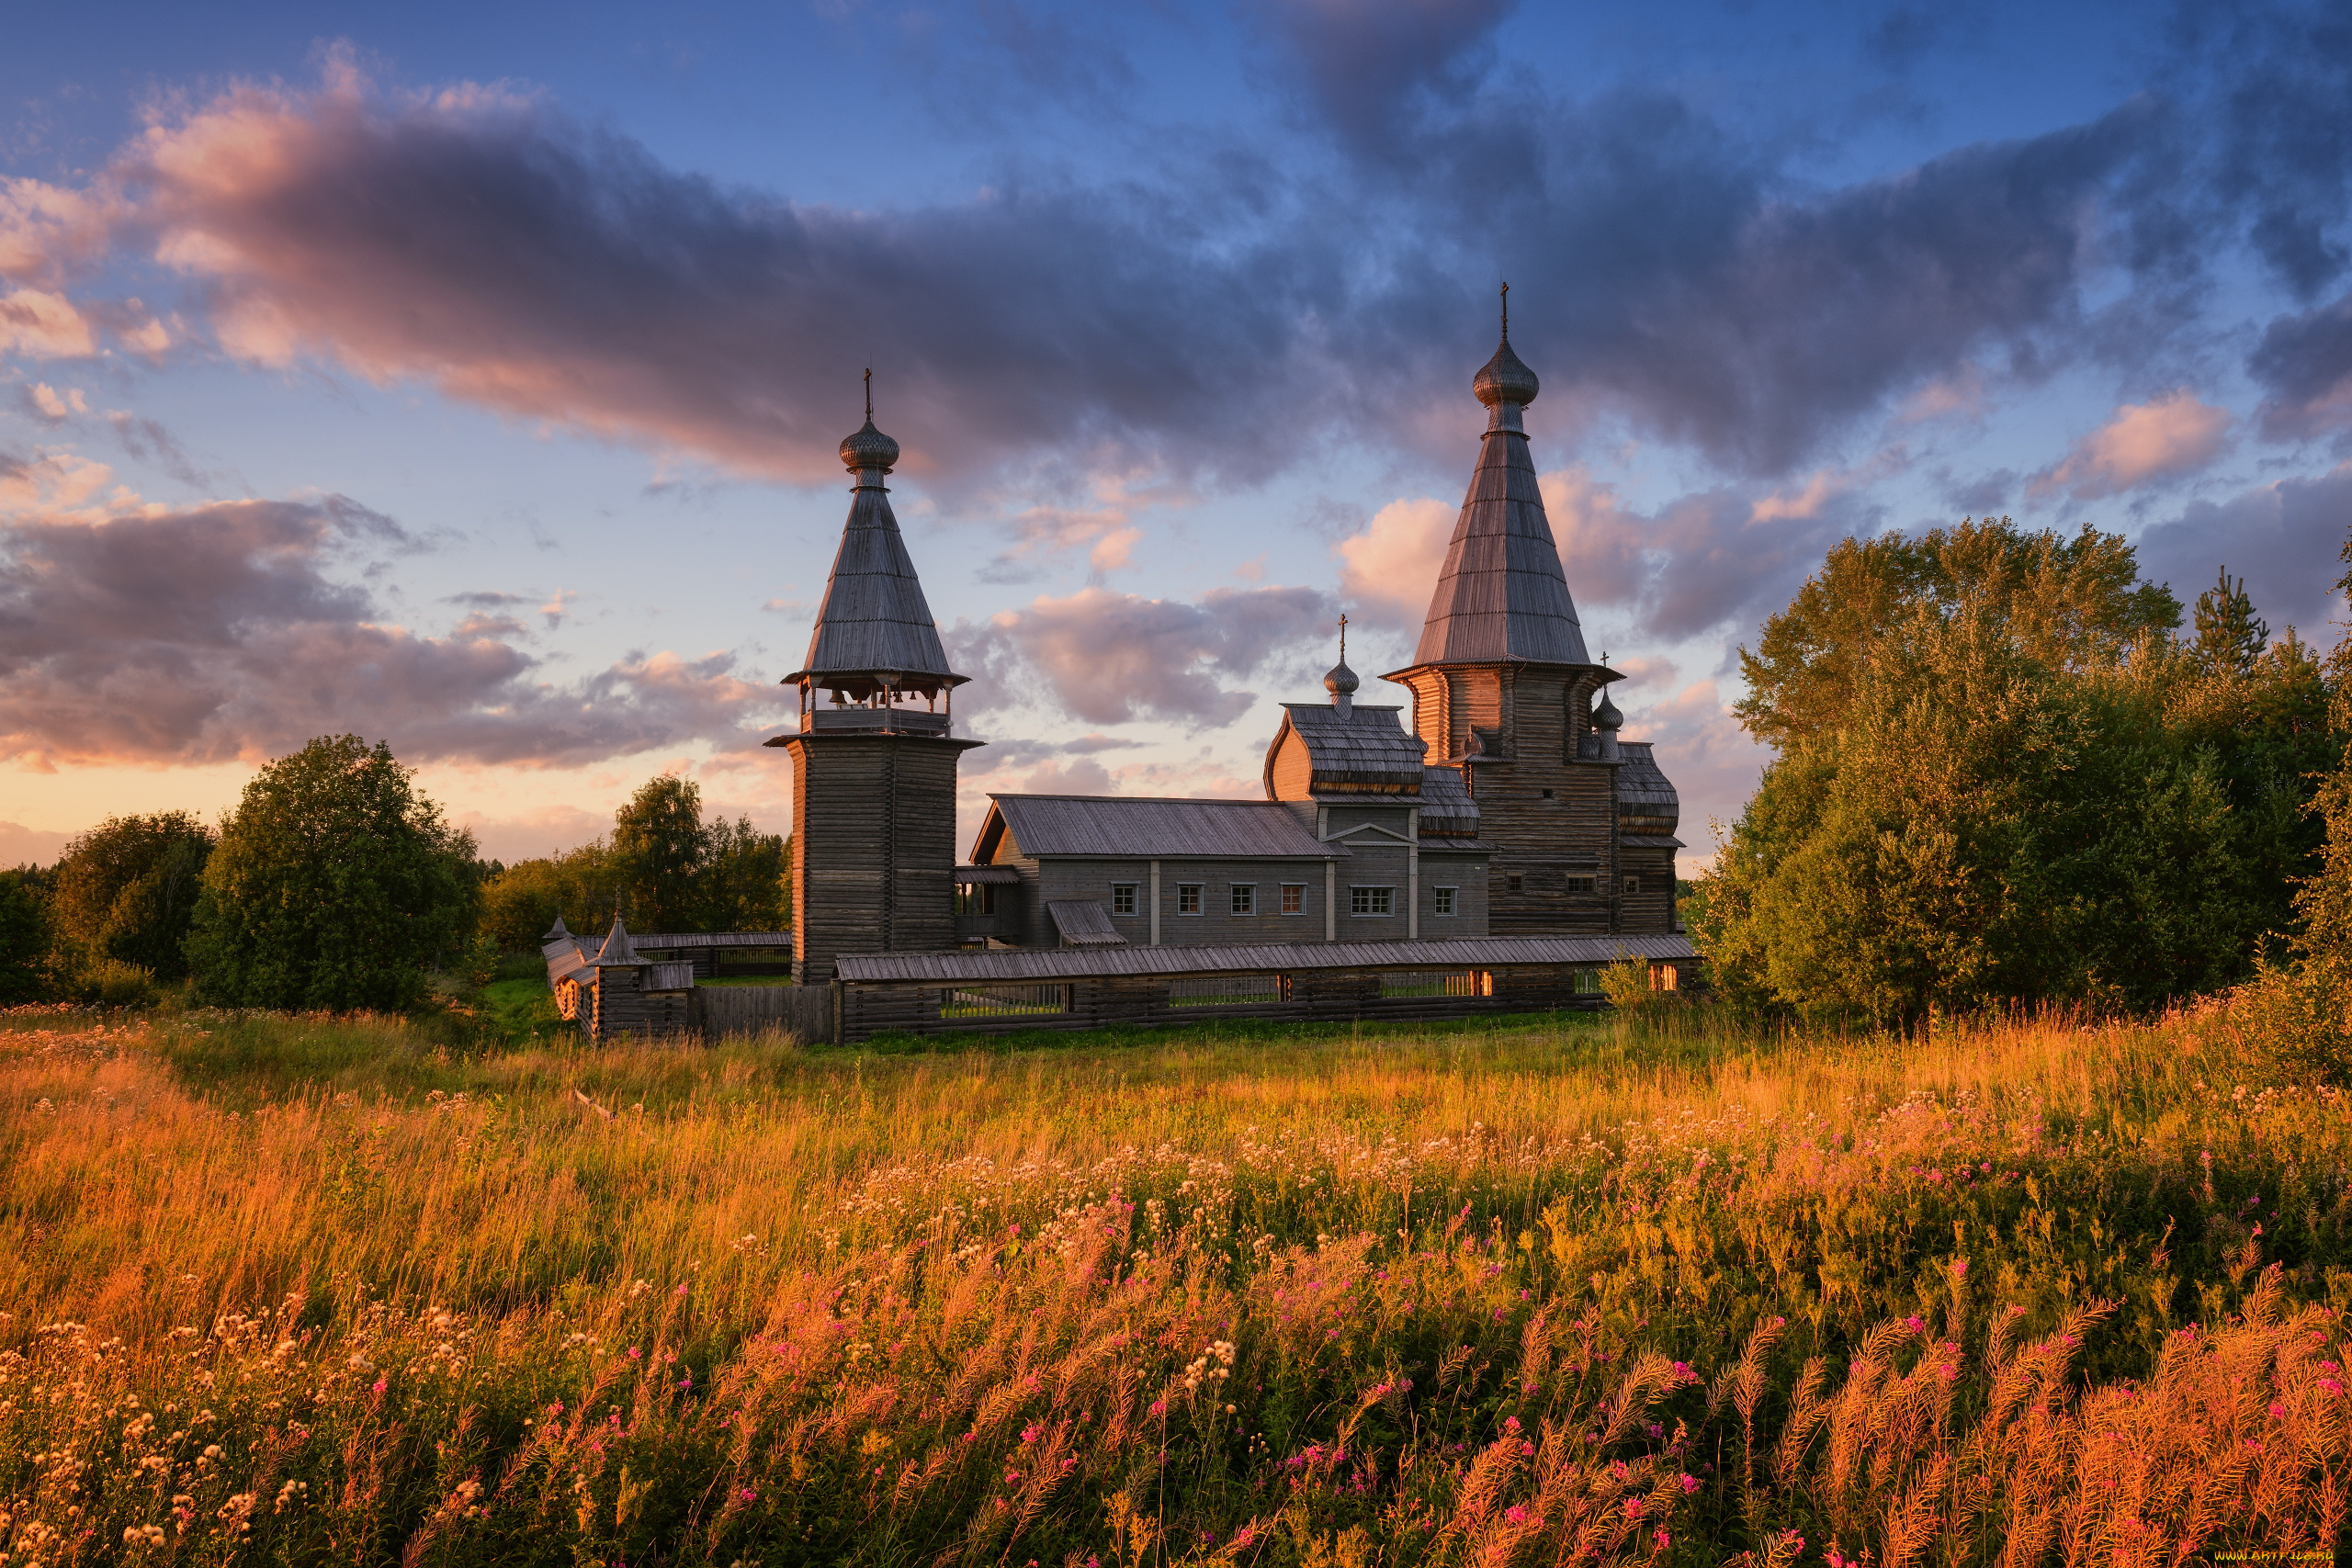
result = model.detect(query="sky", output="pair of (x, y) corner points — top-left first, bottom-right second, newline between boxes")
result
(5, 0), (2352, 874)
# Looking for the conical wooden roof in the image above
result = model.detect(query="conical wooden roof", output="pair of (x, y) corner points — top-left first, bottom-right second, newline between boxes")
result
(787, 399), (961, 689)
(1408, 330), (1590, 669)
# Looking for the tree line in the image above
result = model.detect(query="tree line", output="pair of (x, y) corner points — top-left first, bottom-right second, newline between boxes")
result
(0, 737), (787, 1010)
(1697, 516), (2344, 1024)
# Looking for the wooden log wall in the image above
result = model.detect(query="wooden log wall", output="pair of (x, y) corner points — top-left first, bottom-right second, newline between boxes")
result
(789, 733), (967, 983)
(695, 984), (833, 1042)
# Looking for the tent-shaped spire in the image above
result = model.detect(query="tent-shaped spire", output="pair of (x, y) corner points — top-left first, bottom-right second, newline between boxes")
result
(786, 372), (963, 697)
(1408, 288), (1590, 669)
(592, 913), (644, 966)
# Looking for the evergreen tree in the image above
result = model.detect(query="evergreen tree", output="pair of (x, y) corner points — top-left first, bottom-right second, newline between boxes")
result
(185, 736), (477, 1010)
(2192, 566), (2269, 677)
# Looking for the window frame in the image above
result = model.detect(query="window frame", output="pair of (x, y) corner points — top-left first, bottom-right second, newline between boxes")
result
(1564, 874), (1597, 895)
(1350, 885), (1395, 917)
(1280, 883), (1306, 915)
(1623, 875), (1641, 895)
(1176, 883), (1204, 916)
(1432, 885), (1457, 917)
(1110, 883), (1138, 917)
(1229, 883), (1257, 916)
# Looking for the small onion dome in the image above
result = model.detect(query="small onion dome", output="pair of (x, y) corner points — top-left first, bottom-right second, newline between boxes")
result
(1324, 659), (1360, 697)
(840, 417), (900, 472)
(1590, 688), (1623, 731)
(1474, 333), (1541, 409)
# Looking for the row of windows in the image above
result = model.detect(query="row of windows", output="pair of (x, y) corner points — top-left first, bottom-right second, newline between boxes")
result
(1503, 874), (1643, 895)
(1108, 883), (1459, 917)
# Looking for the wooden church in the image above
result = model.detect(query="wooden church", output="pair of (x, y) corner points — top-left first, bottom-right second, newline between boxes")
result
(775, 319), (1681, 982)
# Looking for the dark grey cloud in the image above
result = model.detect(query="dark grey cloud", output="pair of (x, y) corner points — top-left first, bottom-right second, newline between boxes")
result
(0, 497), (788, 764)
(2250, 290), (2352, 440)
(1260, 0), (1517, 153)
(2132, 462), (2352, 637)
(944, 583), (1331, 728)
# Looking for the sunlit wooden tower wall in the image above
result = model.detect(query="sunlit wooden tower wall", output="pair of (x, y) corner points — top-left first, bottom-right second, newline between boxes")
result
(769, 391), (982, 983)
(1381, 299), (1679, 936)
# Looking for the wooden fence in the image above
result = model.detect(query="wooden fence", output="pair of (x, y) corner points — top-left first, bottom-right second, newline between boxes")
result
(833, 961), (1620, 1044)
(694, 984), (833, 1043)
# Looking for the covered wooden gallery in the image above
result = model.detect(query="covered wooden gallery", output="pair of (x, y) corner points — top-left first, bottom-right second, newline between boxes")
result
(828, 933), (1698, 1044)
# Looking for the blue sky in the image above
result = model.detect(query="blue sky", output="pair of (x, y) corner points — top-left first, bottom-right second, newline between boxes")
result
(4, 0), (2349, 870)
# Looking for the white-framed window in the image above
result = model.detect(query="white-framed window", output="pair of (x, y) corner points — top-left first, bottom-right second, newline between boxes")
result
(1281, 884), (1306, 915)
(1177, 883), (1204, 915)
(1432, 886), (1457, 917)
(1623, 875), (1641, 895)
(1565, 875), (1597, 895)
(1350, 886), (1394, 916)
(1230, 883), (1256, 916)
(1111, 883), (1138, 917)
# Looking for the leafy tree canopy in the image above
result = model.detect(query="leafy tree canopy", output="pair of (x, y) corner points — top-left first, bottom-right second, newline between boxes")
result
(50, 811), (214, 980)
(185, 735), (477, 1011)
(477, 774), (787, 951)
(0, 867), (50, 1004)
(1701, 517), (2335, 1024)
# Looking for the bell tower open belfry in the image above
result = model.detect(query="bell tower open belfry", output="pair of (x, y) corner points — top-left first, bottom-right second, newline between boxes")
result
(768, 378), (982, 983)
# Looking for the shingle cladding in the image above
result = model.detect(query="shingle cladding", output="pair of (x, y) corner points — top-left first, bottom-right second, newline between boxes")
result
(1272, 702), (1428, 793)
(1616, 742), (1679, 816)
(836, 932), (1696, 983)
(791, 477), (957, 685)
(1410, 404), (1590, 668)
(1417, 764), (1479, 835)
(985, 795), (1349, 860)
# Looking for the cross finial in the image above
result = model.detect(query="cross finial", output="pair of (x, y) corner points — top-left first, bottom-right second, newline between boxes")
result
(863, 367), (873, 423)
(1500, 280), (1509, 340)
(1338, 612), (1348, 661)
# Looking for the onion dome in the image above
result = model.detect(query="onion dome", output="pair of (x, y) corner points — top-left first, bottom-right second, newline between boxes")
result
(1323, 659), (1360, 698)
(1590, 688), (1623, 732)
(1474, 333), (1541, 409)
(839, 367), (900, 472)
(840, 417), (899, 473)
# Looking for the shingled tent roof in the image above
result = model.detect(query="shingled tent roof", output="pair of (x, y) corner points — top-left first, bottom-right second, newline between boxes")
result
(1403, 321), (1591, 670)
(786, 396), (962, 691)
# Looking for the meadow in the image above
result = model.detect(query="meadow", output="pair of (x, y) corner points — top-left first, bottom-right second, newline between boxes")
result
(1, 998), (2347, 1566)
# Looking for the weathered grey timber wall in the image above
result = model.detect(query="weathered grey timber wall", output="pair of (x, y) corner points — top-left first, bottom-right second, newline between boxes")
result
(695, 985), (832, 1043)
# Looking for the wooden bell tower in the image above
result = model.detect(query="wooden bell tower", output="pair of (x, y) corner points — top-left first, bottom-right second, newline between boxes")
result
(767, 379), (982, 983)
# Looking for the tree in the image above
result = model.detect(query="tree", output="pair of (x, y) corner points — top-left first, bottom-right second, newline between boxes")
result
(185, 736), (478, 1011)
(701, 816), (789, 931)
(478, 840), (620, 952)
(1701, 517), (2331, 1024)
(49, 812), (214, 980)
(2192, 566), (2269, 678)
(612, 774), (707, 933)
(0, 867), (51, 1003)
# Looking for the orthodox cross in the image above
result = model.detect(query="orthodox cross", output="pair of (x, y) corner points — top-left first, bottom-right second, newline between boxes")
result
(1338, 613), (1348, 661)
(1500, 280), (1509, 337)
(864, 367), (873, 422)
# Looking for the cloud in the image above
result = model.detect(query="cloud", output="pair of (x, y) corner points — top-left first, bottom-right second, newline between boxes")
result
(0, 288), (95, 357)
(978, 504), (1144, 583)
(0, 819), (72, 867)
(2250, 290), (2352, 440)
(0, 490), (790, 766)
(0, 36), (2278, 501)
(1614, 677), (1770, 875)
(1336, 495), (1451, 626)
(2030, 389), (2235, 500)
(2132, 461), (2352, 637)
(948, 582), (1331, 728)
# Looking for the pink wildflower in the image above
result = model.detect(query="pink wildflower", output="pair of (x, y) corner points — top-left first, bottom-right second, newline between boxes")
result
(1503, 1416), (1521, 1433)
(1623, 1497), (1643, 1520)
(1679, 1472), (1699, 1494)
(1149, 1400), (1167, 1417)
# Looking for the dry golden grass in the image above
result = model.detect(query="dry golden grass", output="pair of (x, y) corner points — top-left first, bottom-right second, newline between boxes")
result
(1, 1001), (2348, 1563)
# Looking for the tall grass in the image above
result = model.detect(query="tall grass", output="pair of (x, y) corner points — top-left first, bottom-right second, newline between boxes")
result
(1, 1000), (2346, 1563)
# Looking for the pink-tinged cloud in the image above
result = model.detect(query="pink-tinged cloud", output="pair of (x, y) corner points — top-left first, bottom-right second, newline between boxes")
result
(1615, 678), (1770, 875)
(0, 491), (791, 766)
(0, 289), (95, 357)
(2030, 389), (2235, 500)
(948, 582), (1332, 728)
(1336, 496), (1452, 626)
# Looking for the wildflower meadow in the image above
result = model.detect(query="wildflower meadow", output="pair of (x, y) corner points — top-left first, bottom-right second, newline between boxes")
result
(2, 1001), (2349, 1565)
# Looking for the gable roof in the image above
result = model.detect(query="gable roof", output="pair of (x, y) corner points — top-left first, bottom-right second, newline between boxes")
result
(977, 795), (1347, 861)
(1264, 703), (1427, 795)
